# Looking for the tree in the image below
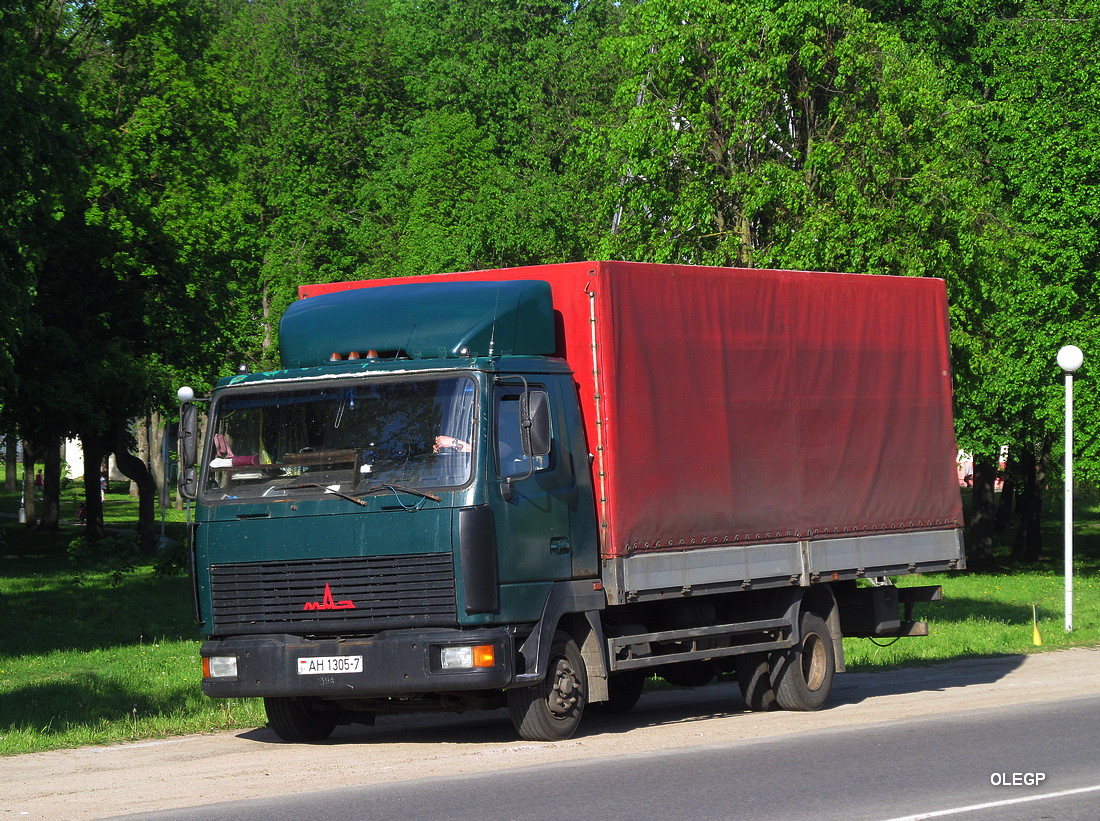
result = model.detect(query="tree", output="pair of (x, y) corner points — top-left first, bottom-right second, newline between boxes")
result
(209, 0), (407, 367)
(0, 0), (87, 479)
(903, 1), (1100, 564)
(0, 0), (96, 529)
(3, 432), (16, 493)
(380, 0), (622, 272)
(3, 0), (1094, 574)
(0, 0), (85, 394)
(3, 0), (237, 550)
(73, 0), (240, 550)
(580, 0), (1002, 282)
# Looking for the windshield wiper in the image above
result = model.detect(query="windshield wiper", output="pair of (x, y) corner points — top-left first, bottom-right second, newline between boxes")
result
(357, 483), (441, 502)
(286, 483), (367, 506)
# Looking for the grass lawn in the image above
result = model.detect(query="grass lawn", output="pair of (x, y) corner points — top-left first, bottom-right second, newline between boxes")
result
(0, 471), (266, 755)
(1, 467), (1098, 755)
(842, 489), (1100, 668)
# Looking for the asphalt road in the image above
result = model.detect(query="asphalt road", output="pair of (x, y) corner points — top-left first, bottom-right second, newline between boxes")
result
(111, 693), (1100, 821)
(5, 646), (1100, 820)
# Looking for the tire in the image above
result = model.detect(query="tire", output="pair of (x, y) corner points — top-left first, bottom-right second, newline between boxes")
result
(264, 696), (339, 742)
(771, 611), (835, 712)
(508, 631), (587, 741)
(735, 652), (778, 712)
(592, 671), (646, 714)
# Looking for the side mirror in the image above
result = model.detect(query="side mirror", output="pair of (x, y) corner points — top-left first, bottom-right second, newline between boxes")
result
(521, 390), (551, 458)
(178, 401), (199, 500)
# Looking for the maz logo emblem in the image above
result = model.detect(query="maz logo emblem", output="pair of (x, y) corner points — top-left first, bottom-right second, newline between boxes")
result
(303, 583), (356, 611)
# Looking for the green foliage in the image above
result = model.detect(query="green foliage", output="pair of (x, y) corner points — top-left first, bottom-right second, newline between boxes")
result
(67, 532), (140, 581)
(378, 0), (620, 271)
(77, 0), (240, 398)
(153, 536), (190, 577)
(3, 0), (1085, 469)
(847, 0), (1100, 483)
(966, 5), (1100, 482)
(571, 0), (1100, 493)
(581, 0), (998, 280)
(212, 0), (405, 367)
(0, 0), (85, 402)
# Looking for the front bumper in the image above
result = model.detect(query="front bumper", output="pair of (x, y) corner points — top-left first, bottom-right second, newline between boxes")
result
(201, 627), (515, 698)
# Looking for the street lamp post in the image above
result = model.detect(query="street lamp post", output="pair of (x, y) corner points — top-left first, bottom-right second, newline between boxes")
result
(1057, 345), (1084, 632)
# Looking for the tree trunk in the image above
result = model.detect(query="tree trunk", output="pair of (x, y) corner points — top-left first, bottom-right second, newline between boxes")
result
(38, 436), (62, 531)
(994, 459), (1016, 532)
(22, 440), (36, 526)
(80, 431), (106, 542)
(1014, 443), (1050, 563)
(131, 415), (149, 498)
(966, 457), (998, 571)
(111, 422), (157, 556)
(4, 431), (17, 493)
(148, 412), (169, 512)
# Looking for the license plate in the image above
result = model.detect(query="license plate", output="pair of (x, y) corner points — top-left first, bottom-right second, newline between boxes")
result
(297, 655), (363, 675)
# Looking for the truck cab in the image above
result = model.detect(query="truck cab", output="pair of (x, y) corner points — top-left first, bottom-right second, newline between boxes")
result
(189, 281), (604, 740)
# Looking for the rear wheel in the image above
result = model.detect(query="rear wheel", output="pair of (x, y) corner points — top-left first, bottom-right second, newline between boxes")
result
(771, 612), (835, 711)
(735, 652), (778, 711)
(508, 631), (587, 741)
(264, 696), (339, 742)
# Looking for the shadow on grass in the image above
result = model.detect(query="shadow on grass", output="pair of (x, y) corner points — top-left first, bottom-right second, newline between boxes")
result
(0, 563), (199, 656)
(0, 676), (197, 736)
(921, 596), (1062, 625)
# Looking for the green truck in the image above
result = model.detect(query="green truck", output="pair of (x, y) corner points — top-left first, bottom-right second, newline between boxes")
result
(178, 261), (965, 742)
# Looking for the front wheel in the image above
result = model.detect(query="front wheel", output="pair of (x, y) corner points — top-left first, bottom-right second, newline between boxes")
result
(771, 611), (835, 712)
(508, 631), (587, 741)
(264, 696), (339, 742)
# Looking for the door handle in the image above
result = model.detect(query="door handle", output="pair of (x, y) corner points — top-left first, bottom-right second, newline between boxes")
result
(550, 537), (571, 555)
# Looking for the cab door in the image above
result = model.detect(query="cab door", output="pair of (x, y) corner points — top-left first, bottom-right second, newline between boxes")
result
(491, 381), (575, 584)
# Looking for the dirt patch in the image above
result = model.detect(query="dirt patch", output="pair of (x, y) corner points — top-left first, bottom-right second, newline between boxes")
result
(5, 646), (1099, 820)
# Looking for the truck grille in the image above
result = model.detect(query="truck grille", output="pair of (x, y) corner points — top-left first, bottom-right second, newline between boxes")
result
(209, 553), (457, 635)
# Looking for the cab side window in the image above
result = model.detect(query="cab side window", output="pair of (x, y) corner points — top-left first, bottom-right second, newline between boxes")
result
(495, 387), (550, 478)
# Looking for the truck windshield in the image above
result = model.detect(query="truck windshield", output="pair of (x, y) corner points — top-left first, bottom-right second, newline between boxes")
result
(203, 376), (476, 501)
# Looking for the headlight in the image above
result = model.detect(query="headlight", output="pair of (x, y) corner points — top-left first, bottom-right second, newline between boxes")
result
(203, 655), (239, 678)
(439, 644), (495, 670)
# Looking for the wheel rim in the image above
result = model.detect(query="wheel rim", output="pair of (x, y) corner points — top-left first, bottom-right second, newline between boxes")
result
(801, 632), (828, 692)
(547, 656), (581, 718)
